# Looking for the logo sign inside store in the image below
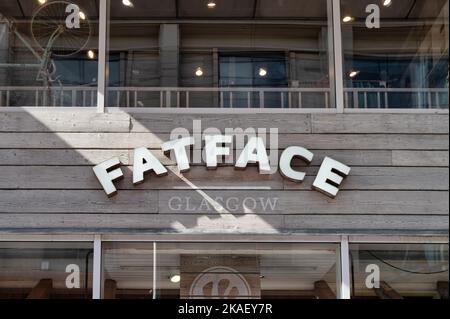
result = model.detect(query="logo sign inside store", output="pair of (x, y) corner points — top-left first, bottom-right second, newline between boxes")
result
(92, 128), (351, 199)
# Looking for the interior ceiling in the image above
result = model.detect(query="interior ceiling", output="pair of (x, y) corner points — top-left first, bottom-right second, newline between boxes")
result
(1, 0), (446, 20)
(341, 0), (448, 19)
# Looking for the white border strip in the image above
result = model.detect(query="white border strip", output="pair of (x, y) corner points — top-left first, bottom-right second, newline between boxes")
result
(332, 0), (345, 113)
(92, 234), (102, 299)
(96, 0), (108, 113)
(0, 234), (447, 243)
(153, 241), (157, 299)
(339, 235), (351, 299)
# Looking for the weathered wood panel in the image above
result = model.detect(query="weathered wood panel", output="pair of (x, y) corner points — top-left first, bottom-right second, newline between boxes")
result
(0, 149), (393, 166)
(392, 151), (450, 167)
(0, 214), (446, 233)
(129, 113), (311, 133)
(0, 111), (313, 133)
(0, 149), (176, 166)
(312, 114), (449, 134)
(2, 112), (447, 135)
(1, 166), (448, 191)
(0, 111), (130, 133)
(1, 133), (448, 150)
(283, 215), (449, 232)
(0, 190), (158, 214)
(0, 189), (447, 215)
(0, 111), (448, 235)
(284, 167), (449, 191)
(0, 150), (133, 166)
(157, 190), (449, 216)
(0, 166), (285, 190)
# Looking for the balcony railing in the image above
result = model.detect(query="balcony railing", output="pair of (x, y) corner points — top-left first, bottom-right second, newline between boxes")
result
(0, 86), (448, 109)
(344, 88), (449, 109)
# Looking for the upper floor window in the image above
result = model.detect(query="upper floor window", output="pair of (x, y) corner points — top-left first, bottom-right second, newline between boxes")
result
(0, 0), (448, 109)
(0, 0), (99, 107)
(106, 0), (334, 108)
(341, 0), (449, 109)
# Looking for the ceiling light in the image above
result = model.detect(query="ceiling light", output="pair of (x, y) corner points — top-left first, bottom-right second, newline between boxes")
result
(170, 275), (181, 283)
(79, 11), (86, 20)
(207, 1), (217, 9)
(259, 68), (268, 77)
(342, 16), (354, 23)
(383, 0), (392, 7)
(122, 0), (134, 7)
(38, 0), (47, 4)
(87, 50), (95, 59)
(349, 70), (360, 78)
(195, 67), (204, 77)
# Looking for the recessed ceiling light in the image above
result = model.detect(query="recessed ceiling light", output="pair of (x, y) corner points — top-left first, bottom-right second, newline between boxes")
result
(170, 275), (181, 283)
(87, 50), (95, 59)
(38, 0), (47, 5)
(122, 0), (134, 7)
(195, 67), (204, 77)
(259, 68), (268, 77)
(342, 16), (354, 23)
(207, 1), (217, 9)
(383, 0), (392, 7)
(349, 70), (360, 78)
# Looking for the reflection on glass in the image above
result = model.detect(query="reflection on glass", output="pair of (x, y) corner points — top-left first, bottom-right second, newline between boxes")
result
(0, 242), (93, 299)
(102, 242), (339, 299)
(102, 242), (154, 299)
(0, 0), (99, 107)
(155, 243), (339, 299)
(107, 0), (334, 108)
(350, 244), (449, 299)
(341, 0), (449, 109)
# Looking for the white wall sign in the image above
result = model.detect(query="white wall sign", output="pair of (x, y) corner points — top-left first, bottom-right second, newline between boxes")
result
(93, 135), (351, 199)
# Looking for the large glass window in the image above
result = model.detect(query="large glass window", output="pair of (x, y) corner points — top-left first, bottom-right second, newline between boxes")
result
(1, 0), (448, 109)
(341, 0), (449, 109)
(102, 242), (154, 299)
(0, 242), (93, 299)
(0, 0), (99, 107)
(102, 242), (340, 299)
(350, 243), (449, 299)
(106, 0), (334, 108)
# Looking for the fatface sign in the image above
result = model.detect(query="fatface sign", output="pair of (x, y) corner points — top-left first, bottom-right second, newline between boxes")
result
(93, 134), (351, 199)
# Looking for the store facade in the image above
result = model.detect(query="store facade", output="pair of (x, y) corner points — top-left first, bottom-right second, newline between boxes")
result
(0, 0), (448, 299)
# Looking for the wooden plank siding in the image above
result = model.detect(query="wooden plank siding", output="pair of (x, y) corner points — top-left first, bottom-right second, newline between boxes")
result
(0, 166), (448, 191)
(0, 110), (448, 235)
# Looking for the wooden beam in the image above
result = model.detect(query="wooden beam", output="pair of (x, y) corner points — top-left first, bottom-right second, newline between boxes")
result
(104, 279), (117, 300)
(26, 279), (53, 299)
(437, 281), (449, 300)
(314, 280), (336, 299)
(374, 281), (403, 299)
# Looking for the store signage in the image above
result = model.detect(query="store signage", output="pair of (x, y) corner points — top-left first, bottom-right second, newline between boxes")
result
(93, 136), (350, 199)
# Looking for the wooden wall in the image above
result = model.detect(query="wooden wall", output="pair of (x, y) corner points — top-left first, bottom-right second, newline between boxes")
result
(0, 110), (448, 235)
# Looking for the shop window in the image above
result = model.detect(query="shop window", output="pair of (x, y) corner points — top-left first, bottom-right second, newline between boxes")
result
(102, 242), (155, 299)
(102, 242), (339, 299)
(349, 243), (449, 299)
(0, 242), (93, 299)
